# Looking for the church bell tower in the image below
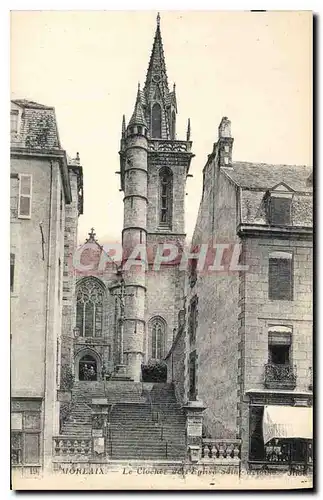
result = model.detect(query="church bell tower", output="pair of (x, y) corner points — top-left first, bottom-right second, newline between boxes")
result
(119, 13), (194, 381)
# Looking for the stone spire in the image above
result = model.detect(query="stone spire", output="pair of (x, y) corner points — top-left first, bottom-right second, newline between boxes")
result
(143, 13), (169, 104)
(128, 84), (147, 128)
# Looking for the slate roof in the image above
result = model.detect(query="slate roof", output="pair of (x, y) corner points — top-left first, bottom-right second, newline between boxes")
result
(128, 87), (147, 128)
(11, 99), (61, 149)
(222, 162), (312, 193)
(222, 161), (313, 228)
(11, 99), (54, 110)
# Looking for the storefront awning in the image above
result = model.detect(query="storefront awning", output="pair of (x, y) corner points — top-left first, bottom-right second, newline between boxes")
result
(263, 405), (313, 444)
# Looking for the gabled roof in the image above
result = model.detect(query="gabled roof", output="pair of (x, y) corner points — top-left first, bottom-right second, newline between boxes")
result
(222, 161), (312, 193)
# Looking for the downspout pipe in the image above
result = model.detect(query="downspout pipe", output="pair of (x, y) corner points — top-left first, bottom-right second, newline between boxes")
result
(42, 160), (53, 471)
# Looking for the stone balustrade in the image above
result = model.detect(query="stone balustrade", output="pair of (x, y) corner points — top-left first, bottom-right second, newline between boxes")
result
(149, 140), (192, 153)
(201, 439), (241, 462)
(53, 437), (92, 458)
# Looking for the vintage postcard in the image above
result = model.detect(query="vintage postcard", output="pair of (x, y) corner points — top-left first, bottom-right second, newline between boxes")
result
(10, 10), (313, 490)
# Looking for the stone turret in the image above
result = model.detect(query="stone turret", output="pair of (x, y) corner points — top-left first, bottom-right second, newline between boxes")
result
(118, 13), (194, 379)
(120, 84), (148, 381)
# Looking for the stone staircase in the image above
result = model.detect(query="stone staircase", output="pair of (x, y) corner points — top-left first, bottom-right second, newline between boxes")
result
(109, 402), (186, 460)
(59, 382), (187, 461)
(60, 401), (92, 438)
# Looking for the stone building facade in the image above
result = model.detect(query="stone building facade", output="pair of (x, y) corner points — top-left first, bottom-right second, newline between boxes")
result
(167, 116), (313, 471)
(10, 99), (83, 474)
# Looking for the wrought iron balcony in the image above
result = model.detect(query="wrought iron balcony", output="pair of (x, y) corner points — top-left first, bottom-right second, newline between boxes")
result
(264, 363), (297, 390)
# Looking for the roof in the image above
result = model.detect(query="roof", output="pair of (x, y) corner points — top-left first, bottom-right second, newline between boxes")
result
(222, 161), (312, 193)
(11, 99), (54, 110)
(11, 99), (61, 149)
(128, 87), (147, 128)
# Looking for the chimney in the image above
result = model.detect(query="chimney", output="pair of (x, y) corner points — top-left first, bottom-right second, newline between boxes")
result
(217, 117), (234, 168)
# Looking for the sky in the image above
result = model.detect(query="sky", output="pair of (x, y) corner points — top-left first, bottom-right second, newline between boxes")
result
(10, 10), (312, 245)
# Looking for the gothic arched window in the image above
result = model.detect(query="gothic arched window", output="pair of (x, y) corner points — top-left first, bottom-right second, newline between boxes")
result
(76, 278), (104, 337)
(151, 317), (166, 360)
(152, 103), (162, 138)
(159, 167), (173, 227)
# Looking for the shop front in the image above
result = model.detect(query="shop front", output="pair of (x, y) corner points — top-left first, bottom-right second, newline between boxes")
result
(247, 392), (313, 474)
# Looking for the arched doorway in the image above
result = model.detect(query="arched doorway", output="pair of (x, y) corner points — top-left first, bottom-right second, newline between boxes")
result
(79, 354), (98, 381)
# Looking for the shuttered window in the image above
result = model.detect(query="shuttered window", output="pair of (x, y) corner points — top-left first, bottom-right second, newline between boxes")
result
(268, 252), (293, 300)
(18, 174), (32, 219)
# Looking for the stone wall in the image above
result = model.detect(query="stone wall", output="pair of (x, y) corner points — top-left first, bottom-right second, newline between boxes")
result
(187, 156), (241, 439)
(145, 264), (184, 361)
(165, 326), (186, 405)
(61, 169), (79, 378)
(10, 157), (64, 399)
(240, 237), (313, 393)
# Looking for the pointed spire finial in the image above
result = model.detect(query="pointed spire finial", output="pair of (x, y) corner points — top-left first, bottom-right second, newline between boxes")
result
(122, 115), (126, 136)
(187, 118), (191, 141)
(157, 12), (160, 27)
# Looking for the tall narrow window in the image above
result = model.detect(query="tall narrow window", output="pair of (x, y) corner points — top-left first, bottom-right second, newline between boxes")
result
(60, 191), (63, 229)
(76, 278), (104, 337)
(152, 103), (162, 138)
(268, 330), (292, 365)
(265, 327), (296, 389)
(11, 110), (18, 134)
(189, 350), (197, 401)
(18, 174), (32, 219)
(159, 167), (173, 227)
(10, 253), (15, 292)
(268, 251), (293, 300)
(188, 296), (198, 346)
(151, 317), (166, 360)
(171, 110), (176, 140)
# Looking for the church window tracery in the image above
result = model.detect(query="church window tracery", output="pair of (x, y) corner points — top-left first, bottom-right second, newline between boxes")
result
(159, 167), (173, 227)
(76, 278), (104, 337)
(151, 317), (166, 360)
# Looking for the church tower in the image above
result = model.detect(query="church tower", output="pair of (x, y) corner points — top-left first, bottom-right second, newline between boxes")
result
(119, 13), (194, 381)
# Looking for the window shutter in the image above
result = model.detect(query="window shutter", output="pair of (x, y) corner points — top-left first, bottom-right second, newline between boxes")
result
(18, 174), (32, 219)
(268, 332), (291, 345)
(269, 256), (293, 300)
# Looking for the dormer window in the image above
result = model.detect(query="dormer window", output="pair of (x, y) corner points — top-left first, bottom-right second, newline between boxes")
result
(270, 197), (292, 225)
(266, 183), (294, 226)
